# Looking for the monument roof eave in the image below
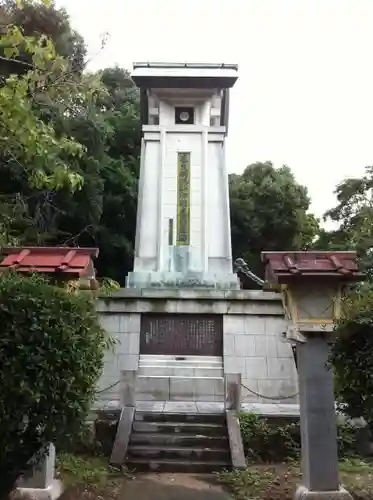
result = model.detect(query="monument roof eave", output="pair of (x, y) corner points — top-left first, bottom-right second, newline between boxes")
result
(131, 62), (239, 89)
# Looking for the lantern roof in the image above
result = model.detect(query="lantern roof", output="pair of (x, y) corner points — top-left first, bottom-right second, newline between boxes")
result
(0, 247), (98, 279)
(261, 251), (364, 285)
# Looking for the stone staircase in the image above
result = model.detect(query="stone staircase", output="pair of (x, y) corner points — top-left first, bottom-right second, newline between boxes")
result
(136, 355), (224, 402)
(126, 410), (231, 472)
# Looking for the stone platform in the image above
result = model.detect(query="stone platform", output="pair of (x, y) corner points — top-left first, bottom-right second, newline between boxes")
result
(136, 400), (300, 418)
(96, 288), (298, 410)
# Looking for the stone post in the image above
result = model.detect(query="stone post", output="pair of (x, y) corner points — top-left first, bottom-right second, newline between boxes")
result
(15, 444), (63, 500)
(261, 250), (363, 500)
(225, 373), (241, 411)
(294, 336), (351, 500)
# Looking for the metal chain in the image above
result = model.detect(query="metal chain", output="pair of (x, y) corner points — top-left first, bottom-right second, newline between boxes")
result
(96, 379), (299, 401)
(241, 382), (299, 401)
(96, 379), (121, 394)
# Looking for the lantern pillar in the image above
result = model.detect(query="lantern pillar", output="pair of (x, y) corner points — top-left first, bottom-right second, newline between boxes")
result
(296, 336), (340, 494)
(262, 251), (363, 500)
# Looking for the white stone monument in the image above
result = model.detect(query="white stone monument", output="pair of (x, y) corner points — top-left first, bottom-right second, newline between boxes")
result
(127, 62), (240, 289)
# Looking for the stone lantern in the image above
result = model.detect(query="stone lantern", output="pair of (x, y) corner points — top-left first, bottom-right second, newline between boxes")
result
(262, 251), (363, 500)
(262, 251), (362, 342)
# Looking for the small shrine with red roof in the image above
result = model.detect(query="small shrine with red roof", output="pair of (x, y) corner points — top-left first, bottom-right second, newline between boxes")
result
(0, 246), (99, 290)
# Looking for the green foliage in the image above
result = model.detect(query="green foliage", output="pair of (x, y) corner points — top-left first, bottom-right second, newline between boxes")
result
(5, 65), (139, 282)
(239, 412), (357, 463)
(218, 467), (277, 500)
(337, 420), (360, 458)
(57, 453), (110, 488)
(230, 162), (319, 277)
(0, 0), (86, 74)
(331, 285), (373, 424)
(319, 166), (373, 278)
(0, 0), (140, 281)
(218, 461), (373, 500)
(0, 271), (108, 497)
(0, 23), (86, 190)
(239, 412), (300, 462)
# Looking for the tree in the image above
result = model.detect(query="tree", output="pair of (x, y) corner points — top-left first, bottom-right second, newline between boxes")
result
(0, 0), (86, 75)
(320, 166), (373, 278)
(0, 271), (109, 499)
(0, 24), (86, 189)
(229, 161), (319, 276)
(0, 0), (141, 282)
(0, 65), (141, 283)
(0, 17), (108, 248)
(331, 284), (373, 426)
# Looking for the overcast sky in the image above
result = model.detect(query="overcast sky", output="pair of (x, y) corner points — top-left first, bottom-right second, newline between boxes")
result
(56, 0), (373, 221)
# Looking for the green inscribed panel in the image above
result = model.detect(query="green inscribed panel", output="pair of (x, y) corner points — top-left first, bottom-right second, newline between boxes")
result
(176, 152), (191, 246)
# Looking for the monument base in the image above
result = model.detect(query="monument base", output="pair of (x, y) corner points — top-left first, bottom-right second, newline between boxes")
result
(294, 486), (353, 500)
(14, 480), (63, 500)
(126, 271), (240, 290)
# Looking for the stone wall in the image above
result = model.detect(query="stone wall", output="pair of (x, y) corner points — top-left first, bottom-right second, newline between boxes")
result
(95, 312), (141, 409)
(95, 289), (298, 410)
(223, 312), (298, 405)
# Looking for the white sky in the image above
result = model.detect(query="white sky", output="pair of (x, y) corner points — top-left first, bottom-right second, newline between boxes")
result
(56, 0), (373, 221)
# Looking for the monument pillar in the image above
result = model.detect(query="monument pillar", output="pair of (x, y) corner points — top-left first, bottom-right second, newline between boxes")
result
(127, 62), (240, 289)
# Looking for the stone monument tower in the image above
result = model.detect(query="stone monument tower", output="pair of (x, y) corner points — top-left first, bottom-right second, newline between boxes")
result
(127, 62), (240, 289)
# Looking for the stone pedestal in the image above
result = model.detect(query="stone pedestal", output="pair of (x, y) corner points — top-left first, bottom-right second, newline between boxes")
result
(294, 485), (353, 500)
(15, 444), (63, 500)
(295, 336), (352, 500)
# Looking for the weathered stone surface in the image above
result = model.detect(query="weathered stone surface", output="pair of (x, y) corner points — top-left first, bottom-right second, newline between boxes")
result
(297, 338), (339, 492)
(110, 406), (135, 465)
(226, 410), (246, 469)
(14, 480), (63, 500)
(294, 486), (353, 500)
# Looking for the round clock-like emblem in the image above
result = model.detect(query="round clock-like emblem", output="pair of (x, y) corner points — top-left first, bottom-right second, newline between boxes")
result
(179, 111), (190, 122)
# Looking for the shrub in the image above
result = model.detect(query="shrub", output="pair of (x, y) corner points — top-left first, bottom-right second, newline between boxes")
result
(239, 412), (357, 462)
(239, 412), (300, 462)
(0, 271), (109, 499)
(332, 285), (373, 427)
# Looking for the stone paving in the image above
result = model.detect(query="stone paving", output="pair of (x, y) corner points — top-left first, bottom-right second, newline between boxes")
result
(121, 473), (233, 500)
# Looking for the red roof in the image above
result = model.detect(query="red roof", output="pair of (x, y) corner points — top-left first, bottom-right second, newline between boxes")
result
(261, 251), (363, 284)
(0, 247), (99, 278)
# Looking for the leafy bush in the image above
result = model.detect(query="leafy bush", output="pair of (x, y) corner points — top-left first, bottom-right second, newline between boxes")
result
(239, 413), (300, 462)
(0, 271), (109, 499)
(332, 285), (373, 426)
(239, 412), (357, 462)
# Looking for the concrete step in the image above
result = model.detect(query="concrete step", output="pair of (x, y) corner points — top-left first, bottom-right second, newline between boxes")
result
(129, 432), (228, 448)
(126, 409), (231, 473)
(127, 445), (230, 461)
(135, 411), (225, 424)
(139, 355), (223, 365)
(132, 420), (225, 436)
(138, 365), (223, 377)
(135, 375), (224, 402)
(125, 457), (230, 473)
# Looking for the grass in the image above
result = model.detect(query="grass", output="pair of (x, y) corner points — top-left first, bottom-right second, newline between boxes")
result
(56, 453), (130, 500)
(218, 459), (373, 500)
(56, 453), (373, 500)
